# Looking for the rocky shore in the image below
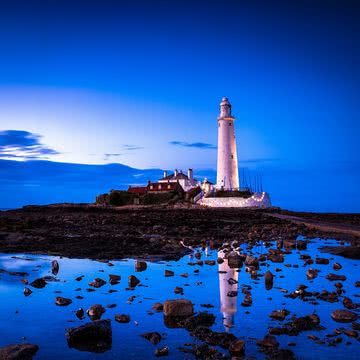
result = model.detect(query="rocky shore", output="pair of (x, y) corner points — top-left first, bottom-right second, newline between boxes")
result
(0, 204), (359, 260)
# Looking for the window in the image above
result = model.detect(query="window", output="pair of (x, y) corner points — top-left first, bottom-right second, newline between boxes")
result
(150, 185), (153, 190)
(229, 122), (232, 126)
(158, 184), (162, 189)
(168, 185), (171, 189)
(231, 154), (234, 159)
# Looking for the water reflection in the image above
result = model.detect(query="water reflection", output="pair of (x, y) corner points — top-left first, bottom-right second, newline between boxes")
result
(218, 250), (239, 331)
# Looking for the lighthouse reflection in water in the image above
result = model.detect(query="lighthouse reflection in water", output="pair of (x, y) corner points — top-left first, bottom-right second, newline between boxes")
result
(218, 249), (239, 331)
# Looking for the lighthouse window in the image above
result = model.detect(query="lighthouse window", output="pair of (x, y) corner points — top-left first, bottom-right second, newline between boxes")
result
(231, 154), (234, 159)
(229, 122), (232, 126)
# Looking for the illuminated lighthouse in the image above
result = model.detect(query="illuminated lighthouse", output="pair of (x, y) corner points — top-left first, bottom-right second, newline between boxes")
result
(216, 97), (239, 190)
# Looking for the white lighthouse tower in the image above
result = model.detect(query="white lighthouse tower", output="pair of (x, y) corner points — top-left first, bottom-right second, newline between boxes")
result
(216, 97), (239, 190)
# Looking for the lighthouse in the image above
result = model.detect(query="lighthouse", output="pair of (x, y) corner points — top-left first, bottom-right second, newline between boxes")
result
(216, 97), (239, 190)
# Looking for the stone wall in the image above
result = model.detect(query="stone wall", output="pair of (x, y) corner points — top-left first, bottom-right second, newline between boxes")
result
(199, 192), (271, 208)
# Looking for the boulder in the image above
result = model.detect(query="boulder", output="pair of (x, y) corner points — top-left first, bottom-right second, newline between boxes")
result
(65, 319), (112, 353)
(331, 309), (358, 323)
(163, 299), (193, 317)
(0, 344), (39, 360)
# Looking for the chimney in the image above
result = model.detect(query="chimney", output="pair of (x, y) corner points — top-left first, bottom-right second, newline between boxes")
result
(188, 168), (193, 180)
(174, 169), (178, 177)
(163, 170), (167, 178)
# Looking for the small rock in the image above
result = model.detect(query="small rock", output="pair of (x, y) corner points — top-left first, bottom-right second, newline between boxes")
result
(227, 291), (238, 297)
(333, 263), (342, 271)
(256, 334), (279, 349)
(306, 268), (319, 280)
(75, 308), (85, 319)
(331, 309), (358, 323)
(55, 297), (72, 306)
(241, 293), (252, 307)
(163, 299), (193, 317)
(229, 339), (245, 356)
(24, 287), (32, 297)
(265, 270), (274, 290)
(165, 270), (174, 277)
(109, 274), (121, 285)
(128, 275), (140, 288)
(141, 332), (162, 344)
(30, 278), (47, 289)
(115, 314), (130, 323)
(135, 261), (147, 272)
(51, 260), (59, 275)
(270, 309), (290, 321)
(155, 346), (169, 357)
(87, 304), (106, 320)
(89, 278), (107, 288)
(316, 258), (329, 265)
(204, 260), (216, 266)
(326, 273), (347, 281)
(152, 302), (164, 312)
(174, 286), (183, 294)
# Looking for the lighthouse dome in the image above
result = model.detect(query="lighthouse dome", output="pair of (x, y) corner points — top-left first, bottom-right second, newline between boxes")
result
(219, 97), (233, 118)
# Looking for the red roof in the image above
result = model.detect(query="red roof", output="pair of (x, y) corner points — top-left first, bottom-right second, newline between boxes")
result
(128, 186), (147, 194)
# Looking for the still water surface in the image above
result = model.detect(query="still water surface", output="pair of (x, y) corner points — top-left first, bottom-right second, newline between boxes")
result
(0, 238), (359, 359)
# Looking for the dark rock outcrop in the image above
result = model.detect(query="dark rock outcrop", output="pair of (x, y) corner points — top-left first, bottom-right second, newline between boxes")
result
(65, 319), (112, 353)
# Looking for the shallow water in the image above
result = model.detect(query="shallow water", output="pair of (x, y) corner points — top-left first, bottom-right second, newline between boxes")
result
(0, 238), (359, 359)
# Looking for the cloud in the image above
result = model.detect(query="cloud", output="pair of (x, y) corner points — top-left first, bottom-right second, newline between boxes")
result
(122, 145), (144, 151)
(0, 130), (60, 160)
(169, 141), (217, 149)
(103, 145), (144, 161)
(104, 153), (122, 161)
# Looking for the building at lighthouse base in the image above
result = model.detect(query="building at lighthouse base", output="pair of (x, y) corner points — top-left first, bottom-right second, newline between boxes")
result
(198, 191), (271, 208)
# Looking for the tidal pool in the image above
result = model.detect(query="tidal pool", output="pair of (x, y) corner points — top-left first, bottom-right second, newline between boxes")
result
(0, 237), (359, 359)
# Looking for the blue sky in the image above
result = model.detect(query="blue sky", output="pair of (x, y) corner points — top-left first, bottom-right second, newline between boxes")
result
(0, 0), (359, 211)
